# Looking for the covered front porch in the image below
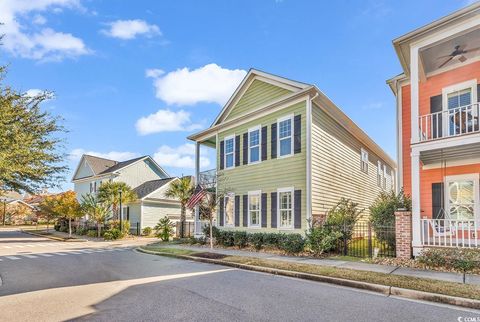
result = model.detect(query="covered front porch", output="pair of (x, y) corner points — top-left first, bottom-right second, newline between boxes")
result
(412, 141), (480, 252)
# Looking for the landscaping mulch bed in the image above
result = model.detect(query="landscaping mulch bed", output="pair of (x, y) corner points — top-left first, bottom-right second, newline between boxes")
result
(190, 252), (228, 260)
(372, 257), (480, 275)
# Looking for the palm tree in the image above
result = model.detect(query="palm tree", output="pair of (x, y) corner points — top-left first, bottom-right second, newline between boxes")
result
(164, 177), (193, 238)
(97, 181), (137, 220)
(81, 193), (109, 237)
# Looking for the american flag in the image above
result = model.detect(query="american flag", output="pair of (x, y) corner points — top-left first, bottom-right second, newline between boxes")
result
(186, 184), (206, 209)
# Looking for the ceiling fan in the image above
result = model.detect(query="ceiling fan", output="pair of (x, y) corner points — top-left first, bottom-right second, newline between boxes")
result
(437, 45), (480, 68)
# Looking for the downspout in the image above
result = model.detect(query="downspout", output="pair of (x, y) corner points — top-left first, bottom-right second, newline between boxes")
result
(306, 92), (319, 227)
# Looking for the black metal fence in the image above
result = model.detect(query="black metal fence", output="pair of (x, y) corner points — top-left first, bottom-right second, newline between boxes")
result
(176, 221), (195, 238)
(326, 222), (396, 258)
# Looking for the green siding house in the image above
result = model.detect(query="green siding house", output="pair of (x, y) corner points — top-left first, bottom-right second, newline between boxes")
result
(188, 69), (396, 235)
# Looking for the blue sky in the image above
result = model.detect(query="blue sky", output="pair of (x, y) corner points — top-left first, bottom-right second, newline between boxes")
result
(0, 0), (475, 191)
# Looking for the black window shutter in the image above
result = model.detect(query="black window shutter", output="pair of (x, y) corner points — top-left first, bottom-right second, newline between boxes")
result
(235, 135), (240, 167)
(432, 183), (444, 219)
(219, 140), (225, 170)
(294, 190), (302, 229)
(477, 84), (480, 102)
(271, 123), (277, 159)
(219, 197), (224, 226)
(234, 195), (240, 226)
(261, 193), (267, 227)
(243, 133), (248, 165)
(261, 126), (268, 161)
(430, 95), (443, 139)
(270, 192), (277, 228)
(294, 114), (301, 154)
(243, 195), (248, 227)
(126, 207), (130, 221)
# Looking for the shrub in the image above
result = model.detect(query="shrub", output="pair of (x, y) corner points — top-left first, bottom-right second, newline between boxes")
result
(203, 224), (221, 239)
(233, 231), (248, 248)
(154, 217), (175, 242)
(86, 230), (97, 238)
(103, 228), (122, 240)
(217, 231), (234, 247)
(370, 189), (411, 248)
(76, 227), (88, 236)
(324, 198), (363, 245)
(263, 233), (281, 247)
(59, 226), (68, 233)
(417, 248), (480, 272)
(305, 226), (343, 256)
(249, 233), (264, 250)
(142, 227), (152, 236)
(278, 233), (305, 254)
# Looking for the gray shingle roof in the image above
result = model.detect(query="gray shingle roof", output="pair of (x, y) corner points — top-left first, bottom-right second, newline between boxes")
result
(98, 156), (146, 175)
(133, 178), (176, 199)
(83, 155), (118, 175)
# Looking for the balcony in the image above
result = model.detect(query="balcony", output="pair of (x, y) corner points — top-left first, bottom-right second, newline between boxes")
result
(418, 103), (480, 142)
(198, 168), (217, 189)
(421, 218), (479, 248)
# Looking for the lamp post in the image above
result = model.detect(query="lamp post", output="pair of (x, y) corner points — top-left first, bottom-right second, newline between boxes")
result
(118, 190), (123, 232)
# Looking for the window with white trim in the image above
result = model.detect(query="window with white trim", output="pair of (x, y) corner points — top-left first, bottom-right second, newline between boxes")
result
(248, 126), (261, 164)
(278, 188), (293, 229)
(224, 193), (235, 226)
(383, 165), (387, 189)
(445, 174), (479, 221)
(248, 191), (261, 227)
(377, 161), (382, 188)
(224, 135), (235, 169)
(278, 115), (293, 157)
(360, 149), (368, 174)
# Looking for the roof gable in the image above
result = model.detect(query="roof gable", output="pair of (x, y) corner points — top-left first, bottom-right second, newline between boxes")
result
(213, 69), (310, 125)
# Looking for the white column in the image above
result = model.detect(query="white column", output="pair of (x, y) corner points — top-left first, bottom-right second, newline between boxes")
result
(411, 150), (422, 256)
(194, 141), (202, 236)
(410, 45), (419, 144)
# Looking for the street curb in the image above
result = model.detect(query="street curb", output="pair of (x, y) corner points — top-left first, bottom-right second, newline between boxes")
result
(137, 248), (480, 310)
(21, 230), (87, 242)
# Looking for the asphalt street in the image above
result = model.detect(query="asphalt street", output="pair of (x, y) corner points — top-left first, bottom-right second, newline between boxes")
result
(0, 228), (478, 322)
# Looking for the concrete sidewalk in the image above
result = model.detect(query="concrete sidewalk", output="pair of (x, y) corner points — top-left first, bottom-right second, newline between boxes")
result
(161, 244), (480, 286)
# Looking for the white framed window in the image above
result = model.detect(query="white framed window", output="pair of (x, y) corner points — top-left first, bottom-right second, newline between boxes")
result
(445, 174), (479, 221)
(224, 135), (235, 169)
(442, 80), (478, 136)
(277, 115), (293, 158)
(248, 126), (261, 164)
(383, 165), (387, 189)
(377, 161), (383, 188)
(224, 192), (235, 226)
(360, 148), (368, 174)
(278, 187), (294, 229)
(248, 190), (261, 227)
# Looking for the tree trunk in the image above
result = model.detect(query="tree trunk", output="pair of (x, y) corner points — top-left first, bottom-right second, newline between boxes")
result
(209, 216), (213, 249)
(180, 205), (186, 238)
(68, 218), (72, 237)
(46, 220), (49, 233)
(97, 222), (101, 238)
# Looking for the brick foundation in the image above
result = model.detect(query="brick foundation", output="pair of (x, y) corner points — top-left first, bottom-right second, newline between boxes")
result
(395, 211), (412, 259)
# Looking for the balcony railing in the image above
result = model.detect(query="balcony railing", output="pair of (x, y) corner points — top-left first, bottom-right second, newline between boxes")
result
(418, 103), (480, 142)
(421, 219), (479, 248)
(198, 168), (217, 188)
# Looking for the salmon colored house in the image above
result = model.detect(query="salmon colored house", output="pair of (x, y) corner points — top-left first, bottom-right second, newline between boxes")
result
(388, 3), (480, 255)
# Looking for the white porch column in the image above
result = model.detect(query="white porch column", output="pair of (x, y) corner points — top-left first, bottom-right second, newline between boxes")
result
(410, 45), (420, 144)
(194, 141), (202, 237)
(411, 150), (422, 256)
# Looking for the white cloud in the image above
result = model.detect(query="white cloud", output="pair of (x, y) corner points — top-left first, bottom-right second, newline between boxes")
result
(0, 0), (90, 61)
(145, 68), (165, 78)
(69, 148), (139, 162)
(148, 64), (246, 106)
(101, 19), (161, 40)
(135, 109), (202, 135)
(25, 88), (55, 100)
(153, 144), (210, 169)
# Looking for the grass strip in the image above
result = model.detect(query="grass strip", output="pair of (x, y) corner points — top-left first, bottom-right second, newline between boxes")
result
(140, 245), (480, 301)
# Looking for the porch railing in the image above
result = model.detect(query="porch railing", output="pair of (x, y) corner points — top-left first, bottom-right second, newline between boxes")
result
(421, 219), (479, 248)
(418, 103), (480, 142)
(198, 168), (217, 188)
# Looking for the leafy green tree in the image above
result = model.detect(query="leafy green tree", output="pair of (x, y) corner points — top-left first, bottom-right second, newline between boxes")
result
(164, 177), (193, 238)
(97, 181), (137, 220)
(81, 193), (109, 237)
(0, 66), (66, 194)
